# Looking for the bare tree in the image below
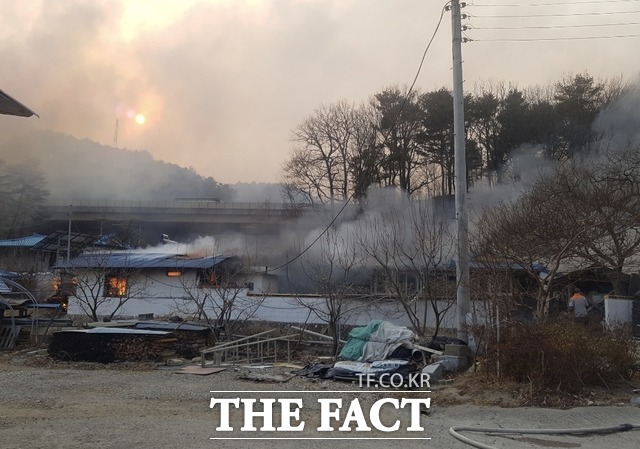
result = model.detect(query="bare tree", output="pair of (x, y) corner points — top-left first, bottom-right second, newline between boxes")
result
(172, 253), (266, 341)
(547, 146), (640, 294)
(294, 228), (368, 355)
(356, 197), (457, 339)
(283, 100), (361, 207)
(67, 251), (149, 321)
(473, 161), (609, 319)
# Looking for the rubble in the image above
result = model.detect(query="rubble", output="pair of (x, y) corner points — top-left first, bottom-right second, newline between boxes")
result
(430, 354), (469, 372)
(422, 362), (445, 381)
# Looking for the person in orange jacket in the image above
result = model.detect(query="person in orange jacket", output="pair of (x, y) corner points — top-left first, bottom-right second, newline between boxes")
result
(568, 288), (587, 319)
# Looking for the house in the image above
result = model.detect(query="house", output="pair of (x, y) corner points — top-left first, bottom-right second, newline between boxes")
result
(0, 234), (50, 273)
(52, 249), (480, 331)
(0, 231), (129, 274)
(53, 250), (280, 319)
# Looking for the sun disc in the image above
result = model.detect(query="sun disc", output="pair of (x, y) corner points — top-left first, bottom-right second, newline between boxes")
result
(135, 113), (146, 125)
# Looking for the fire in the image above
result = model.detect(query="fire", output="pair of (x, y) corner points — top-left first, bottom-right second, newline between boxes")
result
(108, 276), (128, 296)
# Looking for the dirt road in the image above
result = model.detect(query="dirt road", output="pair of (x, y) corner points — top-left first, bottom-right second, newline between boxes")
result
(2, 353), (640, 449)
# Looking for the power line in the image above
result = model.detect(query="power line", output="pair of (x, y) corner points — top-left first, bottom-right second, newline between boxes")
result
(465, 2), (640, 40)
(470, 10), (640, 18)
(471, 33), (640, 41)
(406, 2), (450, 98)
(469, 21), (640, 30)
(472, 0), (640, 6)
(267, 2), (451, 273)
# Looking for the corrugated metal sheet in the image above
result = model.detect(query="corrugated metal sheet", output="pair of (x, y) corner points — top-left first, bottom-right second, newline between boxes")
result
(84, 320), (211, 333)
(31, 231), (99, 252)
(56, 328), (171, 336)
(134, 321), (210, 332)
(0, 234), (46, 248)
(54, 251), (229, 270)
(0, 270), (19, 279)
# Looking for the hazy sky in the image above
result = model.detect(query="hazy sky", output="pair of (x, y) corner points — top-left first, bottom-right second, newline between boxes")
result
(2, 0), (640, 184)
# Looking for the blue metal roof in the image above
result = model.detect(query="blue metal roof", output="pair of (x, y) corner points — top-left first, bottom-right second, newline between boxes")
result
(0, 270), (19, 279)
(53, 251), (230, 270)
(0, 234), (46, 248)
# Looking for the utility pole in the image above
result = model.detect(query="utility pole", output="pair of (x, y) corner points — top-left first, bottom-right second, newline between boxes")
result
(113, 118), (119, 148)
(66, 205), (72, 263)
(450, 0), (470, 341)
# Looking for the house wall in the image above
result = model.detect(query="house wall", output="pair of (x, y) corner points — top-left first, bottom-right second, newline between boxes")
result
(0, 248), (50, 273)
(248, 272), (278, 294)
(68, 267), (200, 318)
(67, 267), (491, 332)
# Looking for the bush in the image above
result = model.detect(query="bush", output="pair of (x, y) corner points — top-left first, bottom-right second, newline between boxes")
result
(482, 319), (638, 394)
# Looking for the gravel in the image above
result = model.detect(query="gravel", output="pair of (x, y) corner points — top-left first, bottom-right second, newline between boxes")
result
(2, 352), (640, 449)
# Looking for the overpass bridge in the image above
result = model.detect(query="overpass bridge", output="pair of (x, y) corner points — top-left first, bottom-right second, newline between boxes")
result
(42, 200), (316, 239)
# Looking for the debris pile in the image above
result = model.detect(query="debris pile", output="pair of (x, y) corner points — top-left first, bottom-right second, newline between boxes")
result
(329, 320), (424, 382)
(86, 320), (213, 358)
(48, 320), (213, 363)
(48, 328), (177, 363)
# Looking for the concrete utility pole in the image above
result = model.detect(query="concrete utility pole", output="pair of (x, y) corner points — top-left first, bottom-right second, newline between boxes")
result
(66, 205), (72, 263)
(451, 0), (471, 341)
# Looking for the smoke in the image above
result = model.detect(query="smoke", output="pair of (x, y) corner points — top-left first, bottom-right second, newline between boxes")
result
(125, 235), (223, 259)
(0, 127), (230, 201)
(184, 236), (218, 257)
(592, 77), (640, 149)
(228, 183), (284, 203)
(0, 1), (451, 184)
(468, 145), (557, 217)
(153, 79), (640, 287)
(168, 146), (559, 272)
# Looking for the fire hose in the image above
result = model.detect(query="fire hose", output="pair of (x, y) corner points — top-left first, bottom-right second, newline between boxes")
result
(449, 422), (640, 449)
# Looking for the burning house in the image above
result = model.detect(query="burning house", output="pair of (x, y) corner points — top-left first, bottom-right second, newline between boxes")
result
(51, 248), (485, 332)
(52, 251), (266, 319)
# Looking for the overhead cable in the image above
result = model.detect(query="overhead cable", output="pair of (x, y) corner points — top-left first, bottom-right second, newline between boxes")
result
(470, 21), (640, 30)
(470, 10), (640, 18)
(472, 0), (640, 6)
(472, 33), (640, 41)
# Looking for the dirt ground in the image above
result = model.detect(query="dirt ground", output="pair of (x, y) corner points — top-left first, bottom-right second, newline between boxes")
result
(2, 350), (640, 449)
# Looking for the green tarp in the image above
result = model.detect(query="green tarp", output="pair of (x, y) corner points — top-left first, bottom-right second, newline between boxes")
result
(338, 320), (415, 362)
(338, 319), (383, 360)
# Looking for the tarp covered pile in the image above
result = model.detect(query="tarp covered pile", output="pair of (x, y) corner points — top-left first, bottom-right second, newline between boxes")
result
(338, 319), (415, 362)
(330, 320), (423, 382)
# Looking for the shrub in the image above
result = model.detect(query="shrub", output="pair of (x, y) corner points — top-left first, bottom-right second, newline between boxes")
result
(482, 319), (638, 394)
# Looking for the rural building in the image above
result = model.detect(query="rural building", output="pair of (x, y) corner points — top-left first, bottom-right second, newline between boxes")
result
(0, 234), (50, 273)
(52, 249), (482, 330)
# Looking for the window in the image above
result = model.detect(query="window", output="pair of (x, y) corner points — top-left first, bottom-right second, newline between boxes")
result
(198, 267), (223, 287)
(104, 274), (128, 297)
(197, 265), (238, 288)
(369, 270), (419, 296)
(398, 272), (418, 294)
(372, 272), (387, 294)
